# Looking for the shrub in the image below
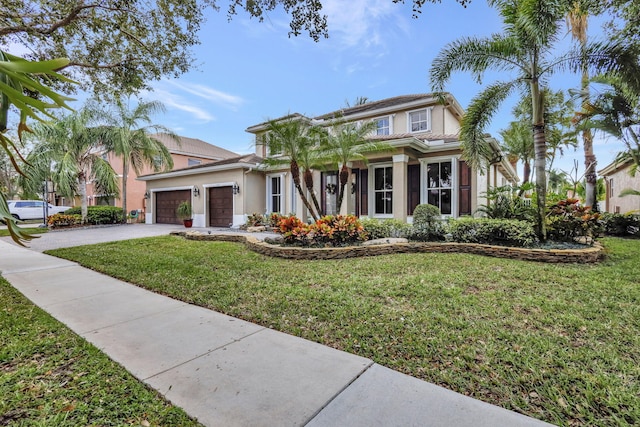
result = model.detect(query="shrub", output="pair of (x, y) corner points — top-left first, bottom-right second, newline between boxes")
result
(47, 213), (82, 228)
(245, 212), (267, 227)
(361, 218), (412, 239)
(449, 217), (538, 247)
(268, 212), (284, 228)
(599, 212), (640, 236)
(277, 214), (367, 247)
(476, 185), (535, 221)
(545, 198), (602, 242)
(64, 206), (124, 224)
(409, 204), (447, 241)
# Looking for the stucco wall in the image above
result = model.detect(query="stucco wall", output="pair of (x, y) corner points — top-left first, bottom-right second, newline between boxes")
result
(605, 167), (640, 214)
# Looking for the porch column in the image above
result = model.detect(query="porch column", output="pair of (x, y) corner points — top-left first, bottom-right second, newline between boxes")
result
(392, 154), (408, 221)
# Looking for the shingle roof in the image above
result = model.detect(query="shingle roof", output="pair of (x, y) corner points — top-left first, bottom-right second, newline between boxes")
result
(315, 94), (443, 120)
(369, 132), (459, 143)
(150, 133), (239, 160)
(139, 153), (263, 178)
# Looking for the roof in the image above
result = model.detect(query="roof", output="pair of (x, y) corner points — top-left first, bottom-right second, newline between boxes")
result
(598, 156), (634, 176)
(138, 153), (263, 180)
(369, 132), (460, 143)
(315, 94), (442, 120)
(149, 133), (239, 160)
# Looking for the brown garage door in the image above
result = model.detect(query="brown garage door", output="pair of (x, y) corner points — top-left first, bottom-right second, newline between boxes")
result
(209, 186), (233, 227)
(155, 190), (190, 224)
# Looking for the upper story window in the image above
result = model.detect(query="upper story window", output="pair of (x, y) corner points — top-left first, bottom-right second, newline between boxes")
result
(408, 109), (431, 133)
(187, 158), (202, 167)
(153, 155), (164, 169)
(375, 116), (391, 135)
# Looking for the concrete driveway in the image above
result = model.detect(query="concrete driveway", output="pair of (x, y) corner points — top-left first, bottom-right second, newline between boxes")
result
(2, 223), (183, 252)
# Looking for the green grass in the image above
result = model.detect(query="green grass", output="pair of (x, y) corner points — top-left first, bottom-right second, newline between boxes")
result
(47, 236), (640, 426)
(0, 227), (48, 237)
(0, 278), (202, 426)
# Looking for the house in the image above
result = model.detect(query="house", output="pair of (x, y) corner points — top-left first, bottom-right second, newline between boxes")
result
(598, 157), (640, 214)
(85, 133), (239, 216)
(139, 93), (518, 227)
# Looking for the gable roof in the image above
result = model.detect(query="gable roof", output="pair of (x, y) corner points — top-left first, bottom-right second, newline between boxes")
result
(138, 153), (263, 180)
(315, 94), (441, 120)
(150, 133), (239, 160)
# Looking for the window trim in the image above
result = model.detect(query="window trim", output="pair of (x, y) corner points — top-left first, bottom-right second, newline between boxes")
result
(266, 173), (285, 214)
(368, 163), (394, 218)
(406, 107), (432, 133)
(373, 115), (392, 136)
(420, 155), (460, 218)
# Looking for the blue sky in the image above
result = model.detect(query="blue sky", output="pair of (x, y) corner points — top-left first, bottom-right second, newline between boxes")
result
(138, 0), (624, 179)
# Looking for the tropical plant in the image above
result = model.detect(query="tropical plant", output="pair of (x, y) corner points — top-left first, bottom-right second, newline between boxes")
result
(263, 117), (323, 221)
(22, 107), (120, 223)
(430, 0), (640, 240)
(96, 98), (176, 222)
(0, 51), (75, 244)
(500, 120), (534, 190)
(176, 201), (193, 220)
(475, 185), (535, 221)
(545, 198), (602, 242)
(322, 119), (391, 213)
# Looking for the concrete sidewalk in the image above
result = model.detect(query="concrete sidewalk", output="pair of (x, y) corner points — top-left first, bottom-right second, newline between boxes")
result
(0, 240), (552, 426)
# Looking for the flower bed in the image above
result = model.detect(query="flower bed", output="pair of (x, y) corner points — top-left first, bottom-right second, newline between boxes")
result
(172, 231), (605, 263)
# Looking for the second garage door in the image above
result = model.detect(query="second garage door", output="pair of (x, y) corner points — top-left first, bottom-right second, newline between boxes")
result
(155, 190), (190, 224)
(209, 186), (233, 227)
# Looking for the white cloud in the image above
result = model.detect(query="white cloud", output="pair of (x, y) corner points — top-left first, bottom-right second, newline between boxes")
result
(141, 87), (216, 122)
(321, 0), (410, 49)
(164, 81), (244, 110)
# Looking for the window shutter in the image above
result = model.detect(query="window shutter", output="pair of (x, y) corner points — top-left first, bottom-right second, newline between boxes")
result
(458, 160), (472, 216)
(407, 164), (420, 215)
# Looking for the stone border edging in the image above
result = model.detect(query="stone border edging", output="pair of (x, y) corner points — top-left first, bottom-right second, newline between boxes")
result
(171, 231), (605, 263)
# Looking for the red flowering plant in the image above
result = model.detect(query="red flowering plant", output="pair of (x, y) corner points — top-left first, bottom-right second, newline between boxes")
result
(275, 214), (368, 246)
(545, 198), (602, 243)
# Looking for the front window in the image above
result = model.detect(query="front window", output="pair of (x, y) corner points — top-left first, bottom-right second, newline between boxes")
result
(374, 166), (393, 215)
(375, 117), (390, 135)
(268, 175), (282, 213)
(426, 161), (452, 215)
(408, 109), (430, 133)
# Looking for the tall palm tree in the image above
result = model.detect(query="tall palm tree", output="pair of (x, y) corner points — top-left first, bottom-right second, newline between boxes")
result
(263, 117), (322, 221)
(23, 107), (119, 222)
(96, 98), (176, 222)
(567, 0), (598, 209)
(322, 120), (391, 212)
(430, 0), (640, 239)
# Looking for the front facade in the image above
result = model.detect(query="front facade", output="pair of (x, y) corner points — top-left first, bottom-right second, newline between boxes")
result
(250, 93), (517, 223)
(140, 94), (518, 227)
(598, 158), (640, 214)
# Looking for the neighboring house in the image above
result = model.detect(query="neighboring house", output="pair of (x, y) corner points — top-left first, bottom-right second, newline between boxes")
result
(139, 93), (518, 227)
(598, 157), (640, 214)
(85, 133), (239, 215)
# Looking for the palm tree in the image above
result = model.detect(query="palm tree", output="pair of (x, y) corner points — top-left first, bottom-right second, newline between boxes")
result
(23, 107), (119, 222)
(96, 98), (176, 222)
(500, 120), (534, 191)
(567, 0), (599, 209)
(322, 120), (391, 212)
(263, 117), (322, 221)
(430, 0), (640, 239)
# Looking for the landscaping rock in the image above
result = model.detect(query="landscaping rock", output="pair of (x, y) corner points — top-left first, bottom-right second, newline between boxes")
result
(363, 238), (409, 246)
(246, 226), (267, 233)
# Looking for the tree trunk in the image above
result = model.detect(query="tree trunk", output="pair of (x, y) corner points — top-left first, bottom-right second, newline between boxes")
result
(291, 160), (318, 221)
(122, 159), (128, 222)
(517, 161), (531, 197)
(336, 164), (349, 214)
(79, 172), (88, 223)
(531, 79), (547, 240)
(304, 168), (323, 217)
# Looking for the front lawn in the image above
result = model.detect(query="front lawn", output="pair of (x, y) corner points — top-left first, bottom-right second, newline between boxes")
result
(47, 236), (640, 426)
(0, 227), (48, 237)
(0, 278), (202, 426)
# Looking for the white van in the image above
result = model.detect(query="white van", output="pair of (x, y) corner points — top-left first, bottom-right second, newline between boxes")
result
(7, 200), (72, 220)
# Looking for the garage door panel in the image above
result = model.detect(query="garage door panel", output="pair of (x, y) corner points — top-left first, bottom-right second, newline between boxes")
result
(156, 190), (190, 224)
(209, 187), (233, 227)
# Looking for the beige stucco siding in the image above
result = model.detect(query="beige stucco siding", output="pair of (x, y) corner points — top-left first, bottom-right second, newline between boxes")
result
(244, 171), (266, 215)
(605, 168), (640, 214)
